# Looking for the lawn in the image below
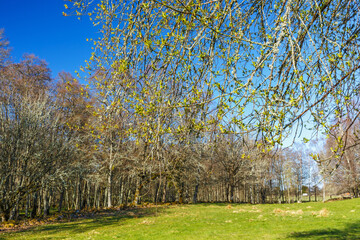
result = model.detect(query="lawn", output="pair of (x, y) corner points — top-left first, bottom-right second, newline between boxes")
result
(1, 199), (360, 240)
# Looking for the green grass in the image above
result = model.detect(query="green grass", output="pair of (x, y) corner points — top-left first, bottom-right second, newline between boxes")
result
(2, 199), (360, 239)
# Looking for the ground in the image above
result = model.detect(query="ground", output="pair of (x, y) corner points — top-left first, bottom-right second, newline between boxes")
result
(1, 199), (360, 239)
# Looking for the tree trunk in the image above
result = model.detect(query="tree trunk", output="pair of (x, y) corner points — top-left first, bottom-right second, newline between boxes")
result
(162, 179), (167, 203)
(119, 177), (124, 205)
(65, 188), (70, 210)
(86, 181), (91, 208)
(154, 181), (160, 203)
(75, 176), (81, 210)
(31, 192), (38, 218)
(37, 190), (42, 216)
(243, 183), (246, 203)
(58, 188), (65, 212)
(107, 143), (114, 208)
(269, 180), (273, 203)
(287, 187), (291, 204)
(298, 184), (302, 203)
(1, 210), (10, 222)
(94, 183), (98, 208)
(225, 183), (229, 202)
(230, 184), (235, 203)
(133, 187), (140, 206)
(298, 158), (303, 203)
(249, 184), (254, 204)
(43, 186), (50, 217)
(96, 185), (101, 209)
(277, 182), (282, 204)
(107, 169), (113, 208)
(177, 185), (183, 204)
(133, 178), (142, 206)
(104, 187), (108, 207)
(25, 195), (30, 217)
(193, 183), (199, 204)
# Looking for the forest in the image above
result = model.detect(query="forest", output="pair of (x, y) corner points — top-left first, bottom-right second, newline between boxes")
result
(1, 0), (360, 225)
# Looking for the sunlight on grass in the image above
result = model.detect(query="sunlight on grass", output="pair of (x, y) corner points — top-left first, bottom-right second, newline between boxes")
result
(2, 199), (360, 240)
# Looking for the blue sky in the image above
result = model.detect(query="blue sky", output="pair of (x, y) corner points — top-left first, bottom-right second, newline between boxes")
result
(0, 0), (97, 80)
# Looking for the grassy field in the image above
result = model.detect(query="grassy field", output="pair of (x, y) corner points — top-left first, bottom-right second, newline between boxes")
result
(1, 199), (360, 240)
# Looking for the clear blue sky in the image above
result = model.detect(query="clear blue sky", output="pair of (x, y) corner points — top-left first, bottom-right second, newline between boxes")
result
(0, 0), (97, 80)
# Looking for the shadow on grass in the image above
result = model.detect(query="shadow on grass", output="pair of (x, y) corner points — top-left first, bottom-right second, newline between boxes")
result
(290, 221), (360, 239)
(195, 202), (252, 207)
(0, 206), (168, 239)
(196, 202), (230, 207)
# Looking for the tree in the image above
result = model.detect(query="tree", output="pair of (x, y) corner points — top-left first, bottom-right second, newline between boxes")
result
(63, 0), (360, 206)
(66, 0), (360, 147)
(0, 93), (74, 221)
(54, 72), (95, 211)
(0, 29), (10, 68)
(0, 54), (76, 221)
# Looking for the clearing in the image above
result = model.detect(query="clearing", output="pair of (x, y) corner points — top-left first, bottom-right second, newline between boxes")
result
(1, 198), (360, 239)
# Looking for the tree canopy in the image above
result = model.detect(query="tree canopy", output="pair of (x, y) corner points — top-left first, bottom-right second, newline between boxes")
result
(67, 0), (360, 147)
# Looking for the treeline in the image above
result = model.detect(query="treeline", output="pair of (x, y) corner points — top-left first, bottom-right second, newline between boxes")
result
(1, 8), (360, 223)
(0, 34), (324, 223)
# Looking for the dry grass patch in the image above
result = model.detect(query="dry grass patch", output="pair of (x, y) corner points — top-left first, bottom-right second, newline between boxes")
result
(273, 208), (303, 216)
(249, 209), (262, 213)
(127, 211), (136, 217)
(139, 219), (154, 225)
(273, 208), (284, 214)
(232, 207), (262, 213)
(232, 209), (247, 213)
(312, 208), (330, 217)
